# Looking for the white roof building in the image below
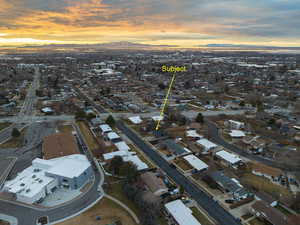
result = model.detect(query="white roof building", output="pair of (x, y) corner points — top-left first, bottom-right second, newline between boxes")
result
(183, 155), (208, 171)
(229, 130), (246, 138)
(115, 141), (130, 152)
(128, 116), (143, 124)
(99, 124), (112, 133)
(165, 200), (202, 225)
(107, 132), (120, 140)
(196, 139), (217, 151)
(215, 150), (242, 165)
(103, 151), (148, 171)
(228, 120), (245, 129)
(186, 130), (203, 139)
(46, 155), (91, 179)
(123, 155), (148, 170)
(103, 151), (130, 160)
(151, 115), (164, 121)
(3, 154), (91, 204)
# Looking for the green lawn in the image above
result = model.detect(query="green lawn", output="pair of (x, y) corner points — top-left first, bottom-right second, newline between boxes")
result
(190, 207), (214, 225)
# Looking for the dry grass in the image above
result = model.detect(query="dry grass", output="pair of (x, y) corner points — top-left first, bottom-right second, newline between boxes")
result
(77, 121), (99, 151)
(0, 128), (26, 148)
(190, 207), (214, 225)
(174, 158), (193, 171)
(57, 197), (138, 225)
(240, 173), (293, 199)
(57, 124), (74, 134)
(105, 180), (141, 217)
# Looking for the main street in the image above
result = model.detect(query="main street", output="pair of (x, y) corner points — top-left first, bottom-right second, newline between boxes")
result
(116, 121), (242, 225)
(0, 67), (40, 144)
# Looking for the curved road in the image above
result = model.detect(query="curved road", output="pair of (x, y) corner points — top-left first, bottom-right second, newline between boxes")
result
(0, 172), (102, 225)
(0, 122), (104, 225)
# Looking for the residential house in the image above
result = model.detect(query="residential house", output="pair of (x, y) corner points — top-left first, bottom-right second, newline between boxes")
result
(183, 155), (208, 172)
(140, 172), (168, 196)
(164, 139), (191, 157)
(255, 191), (278, 207)
(196, 138), (218, 154)
(251, 201), (292, 225)
(164, 200), (202, 225)
(226, 120), (245, 129)
(210, 171), (251, 201)
(215, 150), (243, 168)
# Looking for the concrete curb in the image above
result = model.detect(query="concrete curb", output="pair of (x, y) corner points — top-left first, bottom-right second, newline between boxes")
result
(50, 193), (105, 225)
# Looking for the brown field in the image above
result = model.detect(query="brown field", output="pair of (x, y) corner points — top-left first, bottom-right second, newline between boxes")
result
(57, 197), (138, 225)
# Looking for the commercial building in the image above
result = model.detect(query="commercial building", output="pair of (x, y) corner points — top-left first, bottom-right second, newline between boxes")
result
(3, 154), (93, 204)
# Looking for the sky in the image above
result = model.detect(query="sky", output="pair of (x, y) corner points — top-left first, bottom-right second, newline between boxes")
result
(0, 0), (300, 47)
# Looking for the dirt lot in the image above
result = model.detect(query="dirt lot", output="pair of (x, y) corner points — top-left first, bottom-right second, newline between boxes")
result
(57, 197), (137, 225)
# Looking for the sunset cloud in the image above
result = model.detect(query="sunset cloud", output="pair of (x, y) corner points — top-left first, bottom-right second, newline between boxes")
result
(0, 0), (299, 47)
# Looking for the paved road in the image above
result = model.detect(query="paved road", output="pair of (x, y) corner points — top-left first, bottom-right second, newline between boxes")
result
(116, 121), (242, 225)
(0, 67), (40, 143)
(206, 120), (300, 172)
(0, 115), (74, 123)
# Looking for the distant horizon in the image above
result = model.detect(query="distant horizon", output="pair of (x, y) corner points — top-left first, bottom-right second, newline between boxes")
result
(0, 0), (300, 48)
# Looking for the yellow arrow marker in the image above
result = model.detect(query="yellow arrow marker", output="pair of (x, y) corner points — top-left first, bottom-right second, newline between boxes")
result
(155, 73), (176, 131)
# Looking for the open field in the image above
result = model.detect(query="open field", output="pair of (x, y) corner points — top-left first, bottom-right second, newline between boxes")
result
(190, 206), (214, 225)
(57, 197), (138, 225)
(77, 121), (99, 151)
(57, 124), (74, 134)
(240, 173), (293, 199)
